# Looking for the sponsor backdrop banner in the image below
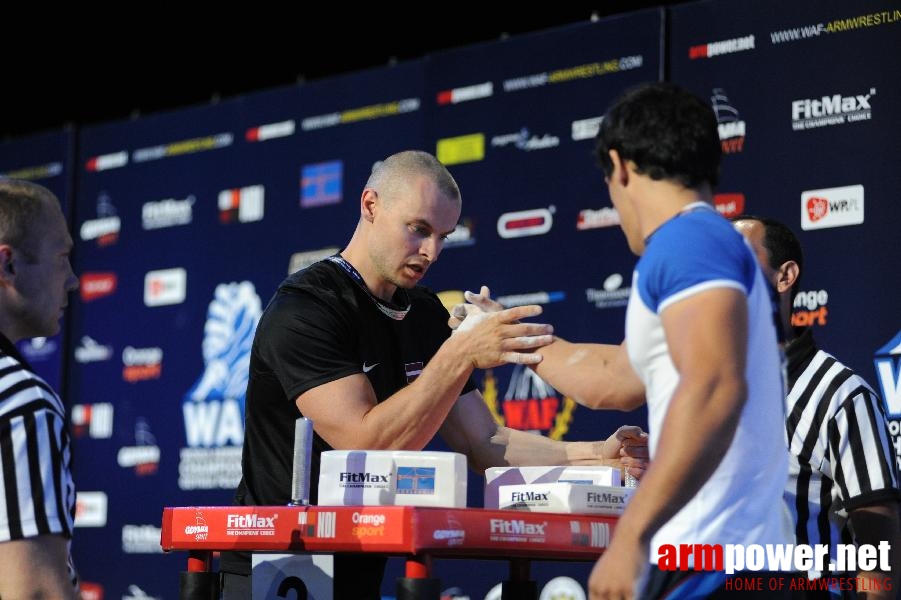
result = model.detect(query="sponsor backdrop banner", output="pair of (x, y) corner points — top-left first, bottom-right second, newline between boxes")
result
(70, 63), (427, 598)
(669, 0), (901, 495)
(67, 12), (663, 597)
(0, 129), (74, 392)
(420, 10), (662, 594)
(39, 1), (897, 598)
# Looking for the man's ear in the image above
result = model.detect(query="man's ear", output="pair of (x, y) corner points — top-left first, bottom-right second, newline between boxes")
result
(608, 149), (630, 187)
(361, 189), (378, 223)
(0, 246), (14, 282)
(775, 260), (800, 294)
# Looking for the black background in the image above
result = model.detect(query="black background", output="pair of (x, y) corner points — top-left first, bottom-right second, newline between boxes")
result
(1, 4), (684, 140)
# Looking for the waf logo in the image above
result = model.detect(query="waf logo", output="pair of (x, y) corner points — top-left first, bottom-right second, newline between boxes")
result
(874, 331), (901, 471)
(875, 331), (901, 419)
(481, 365), (574, 439)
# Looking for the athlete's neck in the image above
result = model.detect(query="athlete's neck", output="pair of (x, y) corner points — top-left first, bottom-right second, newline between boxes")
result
(337, 249), (396, 302)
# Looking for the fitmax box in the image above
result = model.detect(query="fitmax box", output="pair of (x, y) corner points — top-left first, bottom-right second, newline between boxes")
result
(498, 482), (634, 515)
(318, 450), (467, 507)
(484, 465), (620, 509)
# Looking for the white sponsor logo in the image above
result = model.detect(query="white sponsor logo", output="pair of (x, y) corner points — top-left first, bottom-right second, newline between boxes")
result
(690, 34), (755, 58)
(122, 525), (164, 554)
(75, 491), (108, 527)
(496, 291), (565, 307)
(20, 337), (56, 361)
(142, 196), (194, 229)
(226, 513), (278, 536)
(80, 216), (121, 241)
(801, 184), (864, 230)
(444, 221), (475, 248)
(75, 336), (114, 363)
(123, 346), (163, 366)
(439, 81), (493, 104)
(792, 89), (875, 130)
(497, 208), (554, 239)
(71, 403), (114, 438)
(87, 151), (128, 172)
(586, 274), (631, 309)
(144, 268), (187, 306)
(288, 247), (340, 274)
(218, 185), (265, 223)
(572, 116), (603, 141)
(489, 518), (547, 537)
(491, 128), (559, 151)
(117, 445), (161, 467)
(577, 207), (620, 230)
(122, 584), (163, 600)
(250, 119), (295, 141)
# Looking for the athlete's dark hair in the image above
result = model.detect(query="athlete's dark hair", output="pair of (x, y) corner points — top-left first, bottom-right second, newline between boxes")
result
(733, 214), (804, 299)
(595, 82), (721, 189)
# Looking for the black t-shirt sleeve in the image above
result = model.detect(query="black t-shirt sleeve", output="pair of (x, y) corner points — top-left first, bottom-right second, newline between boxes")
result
(255, 287), (360, 401)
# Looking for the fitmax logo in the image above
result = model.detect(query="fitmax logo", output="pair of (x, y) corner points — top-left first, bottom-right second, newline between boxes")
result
(587, 492), (626, 504)
(489, 519), (547, 535)
(792, 92), (873, 120)
(511, 491), (550, 502)
(340, 472), (390, 483)
(875, 330), (901, 418)
(227, 514), (276, 528)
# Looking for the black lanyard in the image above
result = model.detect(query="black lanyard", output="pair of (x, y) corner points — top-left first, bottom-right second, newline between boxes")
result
(326, 255), (411, 321)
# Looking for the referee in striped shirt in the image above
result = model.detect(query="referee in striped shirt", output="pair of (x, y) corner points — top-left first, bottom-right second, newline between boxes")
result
(735, 215), (900, 599)
(0, 178), (80, 598)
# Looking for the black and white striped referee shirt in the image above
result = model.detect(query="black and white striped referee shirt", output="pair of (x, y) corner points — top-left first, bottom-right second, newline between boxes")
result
(784, 327), (900, 578)
(0, 333), (77, 589)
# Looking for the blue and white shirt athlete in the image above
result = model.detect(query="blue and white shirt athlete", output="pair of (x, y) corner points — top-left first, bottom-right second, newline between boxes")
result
(625, 203), (793, 561)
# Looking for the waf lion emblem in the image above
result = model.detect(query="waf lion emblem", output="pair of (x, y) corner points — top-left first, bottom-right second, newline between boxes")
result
(481, 365), (575, 440)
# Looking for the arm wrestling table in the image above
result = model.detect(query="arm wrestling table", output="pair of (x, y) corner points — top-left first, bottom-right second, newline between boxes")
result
(161, 505), (617, 599)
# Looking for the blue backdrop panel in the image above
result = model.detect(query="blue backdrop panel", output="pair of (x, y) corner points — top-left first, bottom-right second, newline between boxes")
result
(670, 0), (901, 471)
(418, 11), (662, 597)
(69, 61), (427, 599)
(0, 128), (74, 392)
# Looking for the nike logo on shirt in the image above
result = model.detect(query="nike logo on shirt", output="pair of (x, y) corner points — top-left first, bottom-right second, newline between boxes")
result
(362, 362), (379, 373)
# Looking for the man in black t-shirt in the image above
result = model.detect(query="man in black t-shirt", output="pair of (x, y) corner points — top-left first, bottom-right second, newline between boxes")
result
(220, 150), (647, 599)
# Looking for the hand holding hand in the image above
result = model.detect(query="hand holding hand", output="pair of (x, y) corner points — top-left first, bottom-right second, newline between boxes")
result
(449, 285), (504, 331)
(603, 426), (650, 481)
(451, 302), (554, 368)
